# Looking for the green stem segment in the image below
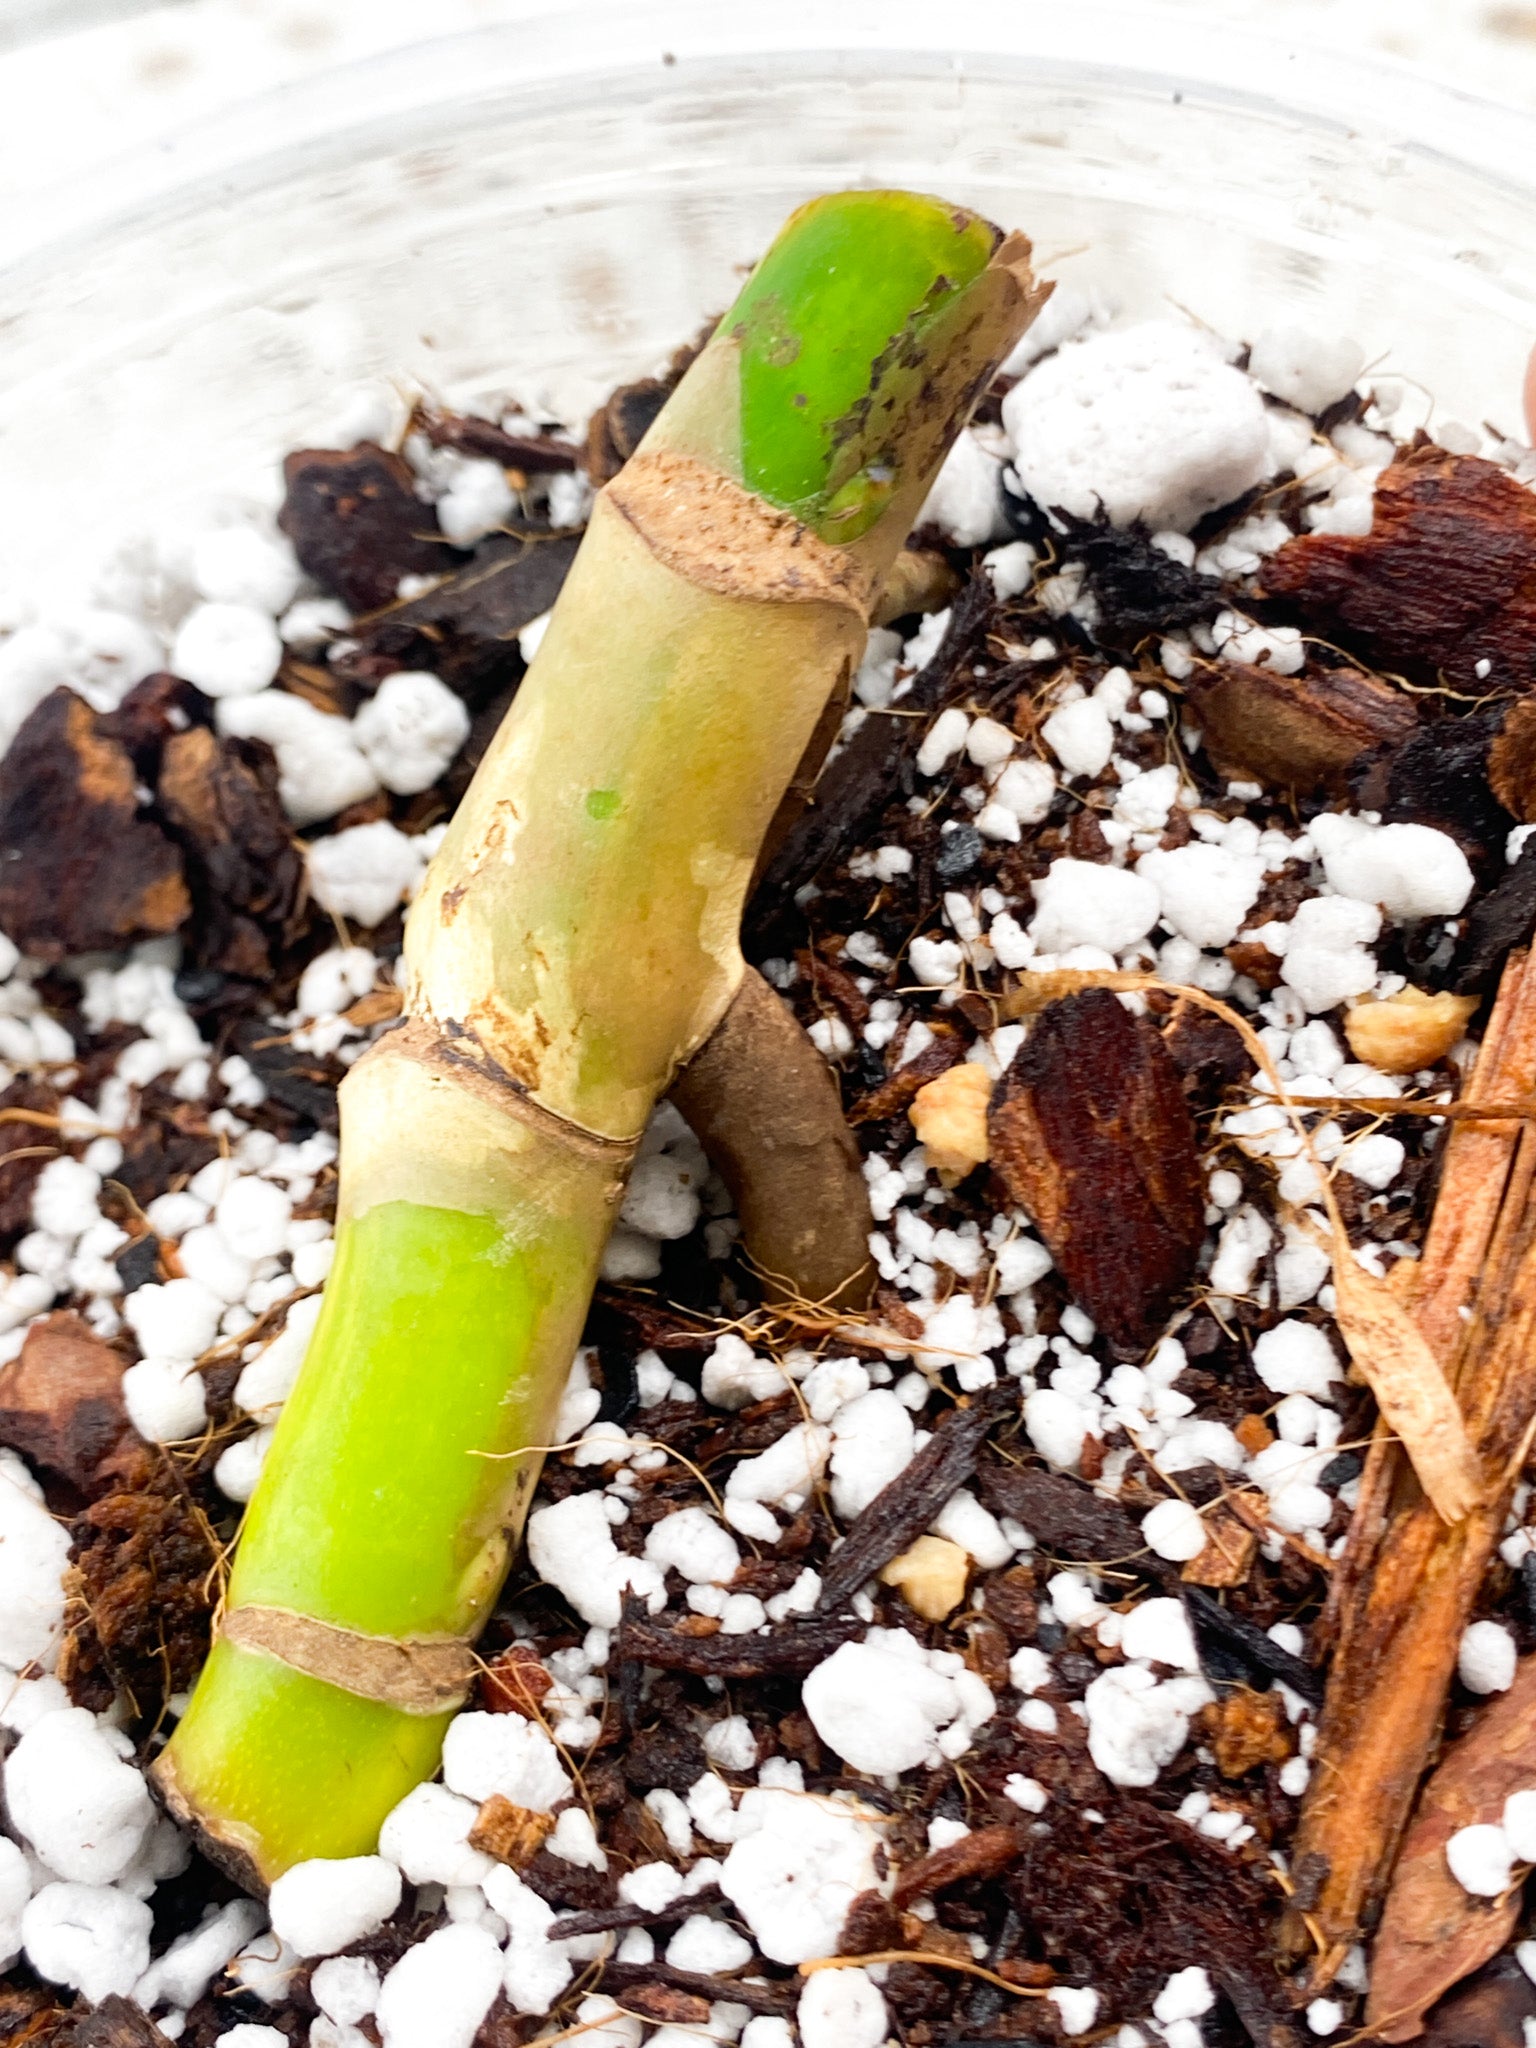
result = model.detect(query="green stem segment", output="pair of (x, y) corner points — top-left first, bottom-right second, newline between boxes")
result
(155, 191), (1047, 1887)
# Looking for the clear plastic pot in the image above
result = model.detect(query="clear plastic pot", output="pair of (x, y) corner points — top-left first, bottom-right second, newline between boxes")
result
(3, 0), (1536, 584)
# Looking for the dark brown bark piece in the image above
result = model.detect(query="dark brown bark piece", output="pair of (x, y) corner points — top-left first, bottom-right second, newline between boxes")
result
(0, 689), (189, 961)
(1455, 840), (1536, 991)
(1261, 445), (1536, 691)
(615, 1609), (861, 1678)
(818, 1383), (1018, 1610)
(278, 443), (455, 612)
(598, 1962), (793, 2017)
(1185, 658), (1417, 795)
(841, 1889), (905, 1954)
(0, 1074), (61, 1241)
(64, 1995), (176, 2046)
(987, 989), (1205, 1356)
(847, 1029), (967, 1126)
(1421, 1958), (1536, 2048)
(0, 1311), (137, 1496)
(549, 1888), (723, 1943)
(976, 1463), (1145, 1569)
(413, 403), (579, 475)
(1382, 708), (1513, 866)
(892, 1824), (1024, 1907)
(748, 573), (996, 924)
(1368, 1653), (1536, 2040)
(1053, 511), (1223, 653)
(156, 726), (302, 980)
(342, 530), (582, 711)
(584, 326), (712, 486)
(668, 968), (873, 1310)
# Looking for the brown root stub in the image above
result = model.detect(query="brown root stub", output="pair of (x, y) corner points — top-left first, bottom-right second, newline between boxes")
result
(987, 989), (1204, 1357)
(1260, 445), (1536, 691)
(0, 688), (189, 960)
(1184, 658), (1417, 795)
(668, 967), (873, 1310)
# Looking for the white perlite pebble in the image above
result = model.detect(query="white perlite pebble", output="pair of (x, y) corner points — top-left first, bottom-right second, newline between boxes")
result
(122, 1356), (208, 1443)
(134, 1898), (266, 2014)
(702, 1332), (786, 1410)
(441, 1710), (571, 1812)
(1050, 1987), (1102, 2036)
(917, 429), (1009, 547)
(1138, 843), (1263, 951)
(1030, 858), (1160, 956)
(1445, 1823), (1515, 1898)
(798, 1964), (888, 2048)
(1083, 1664), (1212, 1787)
(1504, 1791), (1536, 1863)
(1142, 1498), (1208, 1563)
(526, 1489), (664, 1629)
(375, 1921), (504, 2048)
(378, 1783), (493, 1887)
(353, 671), (471, 795)
(801, 1637), (967, 1775)
(829, 1389), (915, 1518)
(218, 690), (380, 825)
(6, 1708), (154, 1883)
(23, 1882), (153, 2003)
(214, 2029), (288, 2048)
(1041, 697), (1114, 780)
(171, 602), (283, 698)
(1274, 896), (1382, 1014)
(1120, 1598), (1201, 1672)
(720, 1786), (883, 1963)
(666, 1912), (754, 1973)
(297, 945), (376, 1019)
(267, 1856), (402, 1958)
(1248, 330), (1364, 416)
(1458, 1620), (1518, 1695)
(0, 1455), (71, 1664)
(215, 1175), (293, 1261)
(435, 460), (515, 547)
(1154, 1967), (1216, 2023)
(1252, 1322), (1342, 1399)
(645, 1506), (741, 1586)
(1003, 322), (1269, 532)
(123, 1276), (222, 1361)
(0, 1836), (27, 1970)
(192, 527), (302, 615)
(312, 1954), (382, 2027)
(307, 821), (424, 929)
(1310, 815), (1474, 920)
(235, 1293), (324, 1419)
(704, 1715), (759, 1772)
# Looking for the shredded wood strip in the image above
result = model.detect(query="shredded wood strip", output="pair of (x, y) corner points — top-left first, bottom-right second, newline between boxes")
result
(1286, 948), (1536, 1989)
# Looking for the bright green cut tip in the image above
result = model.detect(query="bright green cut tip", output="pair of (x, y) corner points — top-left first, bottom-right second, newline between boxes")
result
(585, 788), (622, 820)
(725, 189), (1000, 540)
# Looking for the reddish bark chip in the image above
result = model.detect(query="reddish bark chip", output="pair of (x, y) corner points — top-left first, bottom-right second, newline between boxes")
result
(0, 1311), (136, 1495)
(0, 688), (189, 960)
(1369, 1652), (1536, 2039)
(1185, 658), (1417, 795)
(278, 443), (454, 612)
(988, 989), (1205, 1356)
(1261, 445), (1536, 691)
